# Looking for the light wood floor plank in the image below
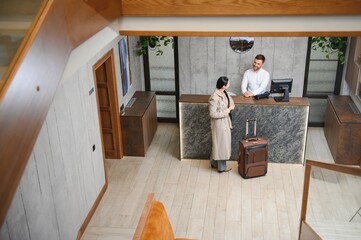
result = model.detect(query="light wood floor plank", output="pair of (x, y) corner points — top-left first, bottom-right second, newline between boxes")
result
(81, 124), (360, 240)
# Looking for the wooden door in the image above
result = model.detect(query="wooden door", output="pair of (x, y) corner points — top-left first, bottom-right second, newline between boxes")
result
(93, 50), (122, 159)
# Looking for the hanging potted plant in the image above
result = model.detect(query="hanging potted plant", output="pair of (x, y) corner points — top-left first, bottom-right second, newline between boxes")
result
(311, 37), (348, 64)
(137, 36), (174, 56)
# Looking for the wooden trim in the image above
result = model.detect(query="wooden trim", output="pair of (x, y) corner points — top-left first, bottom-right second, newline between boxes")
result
(93, 49), (123, 160)
(77, 182), (108, 240)
(120, 0), (361, 16)
(108, 49), (123, 159)
(120, 30), (361, 37)
(299, 162), (312, 238)
(298, 159), (361, 239)
(133, 193), (155, 240)
(306, 159), (361, 177)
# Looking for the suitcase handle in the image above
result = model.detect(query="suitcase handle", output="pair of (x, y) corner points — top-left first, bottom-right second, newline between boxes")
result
(246, 118), (257, 138)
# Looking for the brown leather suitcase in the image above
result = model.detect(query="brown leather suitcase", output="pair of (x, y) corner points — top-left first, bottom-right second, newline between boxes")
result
(238, 119), (268, 178)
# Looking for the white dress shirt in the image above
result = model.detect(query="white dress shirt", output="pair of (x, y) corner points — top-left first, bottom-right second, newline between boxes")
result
(241, 68), (270, 95)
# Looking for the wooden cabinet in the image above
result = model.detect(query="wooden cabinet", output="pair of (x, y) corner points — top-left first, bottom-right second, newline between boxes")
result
(121, 91), (157, 156)
(324, 96), (361, 165)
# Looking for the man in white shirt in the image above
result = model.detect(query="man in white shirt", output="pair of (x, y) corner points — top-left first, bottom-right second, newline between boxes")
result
(241, 54), (270, 98)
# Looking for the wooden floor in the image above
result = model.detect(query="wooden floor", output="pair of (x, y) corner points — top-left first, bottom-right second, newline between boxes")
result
(81, 123), (361, 240)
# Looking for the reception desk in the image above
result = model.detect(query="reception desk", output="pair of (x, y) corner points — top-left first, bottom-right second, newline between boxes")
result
(179, 95), (309, 164)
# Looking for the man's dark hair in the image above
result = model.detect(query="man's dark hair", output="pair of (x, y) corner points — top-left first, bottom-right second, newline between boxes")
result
(255, 54), (266, 63)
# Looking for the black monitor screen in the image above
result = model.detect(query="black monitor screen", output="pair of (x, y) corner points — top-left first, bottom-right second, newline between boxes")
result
(270, 78), (293, 102)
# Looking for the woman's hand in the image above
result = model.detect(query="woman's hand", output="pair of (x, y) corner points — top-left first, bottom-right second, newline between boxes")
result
(226, 105), (234, 113)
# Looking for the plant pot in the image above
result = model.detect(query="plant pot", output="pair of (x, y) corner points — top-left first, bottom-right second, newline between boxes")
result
(148, 41), (157, 49)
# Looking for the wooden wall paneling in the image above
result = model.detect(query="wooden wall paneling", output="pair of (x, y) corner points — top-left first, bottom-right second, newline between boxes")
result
(63, 0), (121, 47)
(0, 0), (72, 226)
(84, 0), (123, 21)
(120, 0), (361, 16)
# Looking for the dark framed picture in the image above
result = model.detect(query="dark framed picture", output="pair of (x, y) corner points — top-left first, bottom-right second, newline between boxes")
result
(118, 37), (132, 96)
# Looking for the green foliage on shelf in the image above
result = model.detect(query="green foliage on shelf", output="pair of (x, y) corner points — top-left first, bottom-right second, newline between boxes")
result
(311, 37), (348, 64)
(137, 36), (174, 56)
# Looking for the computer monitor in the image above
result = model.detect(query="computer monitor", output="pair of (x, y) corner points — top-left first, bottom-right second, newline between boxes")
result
(270, 78), (293, 102)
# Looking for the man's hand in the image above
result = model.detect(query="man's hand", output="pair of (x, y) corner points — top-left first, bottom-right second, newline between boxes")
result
(243, 91), (254, 98)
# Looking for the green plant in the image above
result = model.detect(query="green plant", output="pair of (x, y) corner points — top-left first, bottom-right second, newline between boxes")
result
(311, 37), (348, 64)
(137, 36), (174, 56)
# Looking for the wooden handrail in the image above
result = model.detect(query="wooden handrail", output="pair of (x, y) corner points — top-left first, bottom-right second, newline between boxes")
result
(305, 159), (361, 177)
(298, 159), (361, 239)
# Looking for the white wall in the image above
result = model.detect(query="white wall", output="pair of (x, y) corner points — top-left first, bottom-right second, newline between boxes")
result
(178, 37), (308, 97)
(0, 27), (141, 240)
(119, 16), (361, 33)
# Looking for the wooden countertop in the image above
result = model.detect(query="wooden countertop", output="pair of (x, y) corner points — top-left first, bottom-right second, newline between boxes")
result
(179, 94), (309, 106)
(123, 91), (156, 117)
(328, 95), (361, 124)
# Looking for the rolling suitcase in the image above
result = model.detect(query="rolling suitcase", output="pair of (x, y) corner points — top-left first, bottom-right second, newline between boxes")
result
(238, 118), (268, 178)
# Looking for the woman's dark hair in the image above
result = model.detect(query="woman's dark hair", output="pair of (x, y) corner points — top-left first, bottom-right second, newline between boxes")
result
(216, 76), (229, 89)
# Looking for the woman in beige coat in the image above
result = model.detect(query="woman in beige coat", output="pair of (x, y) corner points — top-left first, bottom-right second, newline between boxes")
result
(209, 76), (235, 173)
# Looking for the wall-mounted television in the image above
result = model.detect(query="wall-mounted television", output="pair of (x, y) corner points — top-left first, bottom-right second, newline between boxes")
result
(270, 78), (293, 102)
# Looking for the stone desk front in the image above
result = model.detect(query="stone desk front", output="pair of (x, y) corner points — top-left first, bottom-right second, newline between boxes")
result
(179, 95), (310, 164)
